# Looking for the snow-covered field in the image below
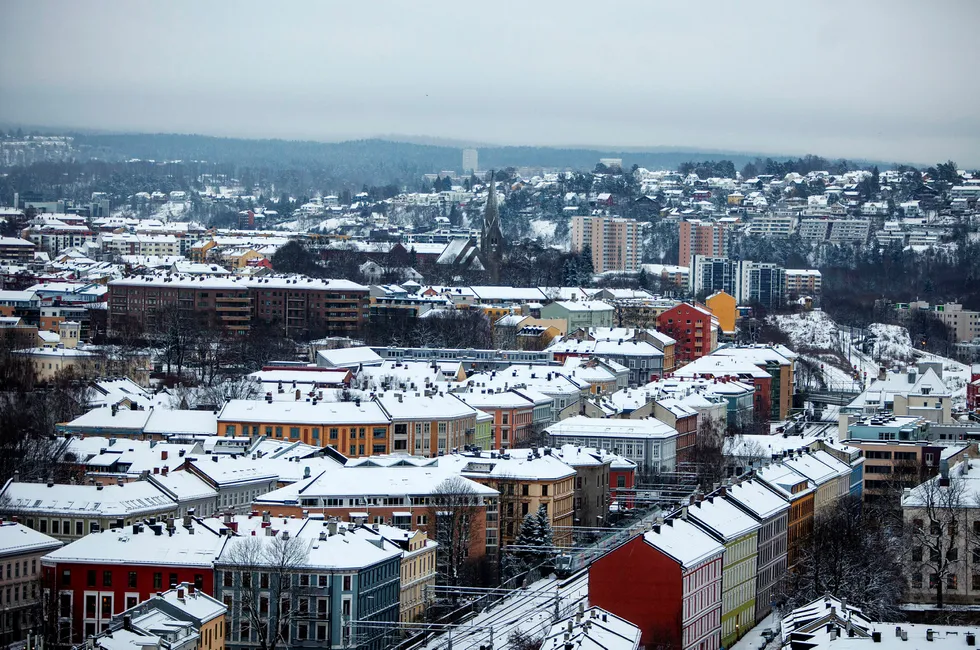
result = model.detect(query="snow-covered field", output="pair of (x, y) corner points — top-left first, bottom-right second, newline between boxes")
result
(868, 323), (914, 366)
(773, 310), (841, 350)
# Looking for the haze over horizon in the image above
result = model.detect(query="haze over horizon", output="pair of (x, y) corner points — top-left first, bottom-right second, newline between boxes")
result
(2, 0), (978, 166)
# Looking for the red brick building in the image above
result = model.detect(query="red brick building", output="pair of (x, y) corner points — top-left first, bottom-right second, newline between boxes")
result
(656, 303), (718, 366)
(41, 519), (226, 644)
(107, 275), (369, 338)
(590, 518), (723, 650)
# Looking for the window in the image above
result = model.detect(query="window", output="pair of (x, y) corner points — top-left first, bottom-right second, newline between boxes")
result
(416, 515), (427, 526)
(87, 570), (96, 587)
(948, 574), (958, 590)
(101, 595), (112, 618)
(542, 485), (549, 497)
(85, 595), (97, 618)
(290, 427), (300, 439)
(522, 484), (529, 497)
(373, 444), (385, 454)
(373, 428), (386, 439)
(225, 425), (236, 436)
(912, 547), (923, 562)
(617, 475), (626, 488)
(126, 596), (138, 610)
(75, 521), (83, 536)
(52, 520), (60, 535)
(128, 572), (137, 588)
(153, 573), (162, 590)
(330, 428), (339, 440)
(224, 571), (233, 587)
(103, 571), (112, 587)
(343, 575), (352, 591)
(261, 573), (270, 588)
(275, 426), (283, 437)
(948, 548), (959, 561)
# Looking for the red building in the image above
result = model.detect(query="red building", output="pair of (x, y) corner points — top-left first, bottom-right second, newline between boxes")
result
(590, 517), (723, 650)
(968, 366), (980, 411)
(656, 303), (716, 366)
(41, 518), (226, 644)
(609, 456), (636, 509)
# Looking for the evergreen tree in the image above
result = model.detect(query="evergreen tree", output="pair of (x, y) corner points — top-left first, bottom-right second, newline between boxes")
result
(578, 245), (595, 283)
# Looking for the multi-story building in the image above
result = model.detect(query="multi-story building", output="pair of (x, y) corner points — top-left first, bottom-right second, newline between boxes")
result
(784, 269), (822, 298)
(798, 218), (870, 244)
(253, 466), (499, 568)
(41, 518), (227, 644)
(679, 220), (729, 268)
(0, 237), (35, 262)
(656, 303), (719, 365)
(710, 345), (797, 421)
(441, 450), (576, 547)
(755, 464), (814, 572)
(216, 399), (391, 457)
(736, 261), (786, 309)
(549, 338), (665, 386)
(590, 517), (724, 650)
(545, 415), (680, 475)
(247, 276), (369, 338)
(726, 480), (789, 624)
(571, 216), (640, 273)
(0, 522), (62, 646)
(213, 517), (401, 650)
(690, 256), (737, 297)
(746, 213), (796, 238)
(551, 446), (613, 529)
(898, 302), (980, 343)
(539, 300), (614, 333)
(0, 481), (178, 543)
(453, 390), (536, 448)
(108, 275), (251, 335)
(376, 393), (477, 457)
(109, 583), (227, 650)
(362, 526), (436, 624)
(462, 148), (478, 173)
(687, 498), (760, 648)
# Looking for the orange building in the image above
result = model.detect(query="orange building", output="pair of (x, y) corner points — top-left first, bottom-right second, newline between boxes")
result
(216, 398), (391, 457)
(705, 290), (737, 336)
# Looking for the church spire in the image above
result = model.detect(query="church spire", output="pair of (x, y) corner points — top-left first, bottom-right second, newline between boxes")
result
(481, 170), (503, 282)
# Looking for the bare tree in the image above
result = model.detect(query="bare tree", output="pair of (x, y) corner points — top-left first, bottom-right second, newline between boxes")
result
(223, 533), (310, 650)
(905, 471), (968, 609)
(687, 416), (726, 491)
(428, 477), (483, 595)
(788, 495), (903, 620)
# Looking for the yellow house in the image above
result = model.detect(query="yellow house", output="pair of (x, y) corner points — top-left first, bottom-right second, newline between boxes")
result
(706, 290), (737, 336)
(223, 248), (264, 269)
(190, 239), (216, 263)
(394, 529), (437, 623)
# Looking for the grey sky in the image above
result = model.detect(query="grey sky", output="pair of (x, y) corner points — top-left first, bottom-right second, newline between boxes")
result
(2, 0), (978, 165)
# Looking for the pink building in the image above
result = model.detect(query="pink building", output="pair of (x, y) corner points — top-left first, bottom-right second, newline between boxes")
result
(571, 216), (640, 273)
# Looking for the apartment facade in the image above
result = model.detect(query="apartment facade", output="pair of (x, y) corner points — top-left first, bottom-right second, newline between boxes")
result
(0, 523), (62, 646)
(679, 220), (728, 267)
(571, 216), (640, 273)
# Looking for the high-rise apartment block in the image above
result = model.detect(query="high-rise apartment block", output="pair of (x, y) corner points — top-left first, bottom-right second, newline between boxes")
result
(679, 220), (729, 267)
(571, 215), (640, 273)
(462, 148), (478, 173)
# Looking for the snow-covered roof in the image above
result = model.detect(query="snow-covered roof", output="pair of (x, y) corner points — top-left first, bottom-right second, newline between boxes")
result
(542, 607), (641, 650)
(546, 415), (679, 440)
(725, 479), (790, 520)
(0, 522), (62, 558)
(317, 346), (383, 369)
(217, 398), (387, 425)
(643, 518), (724, 569)
(1, 480), (176, 517)
(687, 496), (761, 541)
(43, 519), (226, 567)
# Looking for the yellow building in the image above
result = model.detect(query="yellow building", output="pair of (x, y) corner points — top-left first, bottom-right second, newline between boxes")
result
(393, 529), (438, 623)
(190, 239), (216, 263)
(706, 290), (737, 336)
(15, 346), (102, 382)
(223, 248), (264, 269)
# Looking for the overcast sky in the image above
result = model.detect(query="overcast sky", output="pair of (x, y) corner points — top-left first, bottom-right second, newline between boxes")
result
(2, 1), (978, 165)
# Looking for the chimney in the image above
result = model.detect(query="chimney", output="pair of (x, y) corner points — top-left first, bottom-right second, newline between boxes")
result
(328, 521), (338, 536)
(177, 587), (185, 600)
(183, 514), (192, 528)
(161, 467), (168, 476)
(161, 450), (168, 461)
(873, 632), (882, 643)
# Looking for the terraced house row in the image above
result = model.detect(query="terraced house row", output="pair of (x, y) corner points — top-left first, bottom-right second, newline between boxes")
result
(590, 447), (853, 650)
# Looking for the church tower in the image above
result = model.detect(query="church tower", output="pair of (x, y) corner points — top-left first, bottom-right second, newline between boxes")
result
(481, 171), (503, 283)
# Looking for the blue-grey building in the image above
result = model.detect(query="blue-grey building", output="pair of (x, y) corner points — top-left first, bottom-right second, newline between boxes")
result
(213, 515), (401, 650)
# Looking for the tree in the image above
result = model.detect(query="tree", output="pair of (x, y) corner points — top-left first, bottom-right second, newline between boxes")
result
(223, 533), (310, 650)
(506, 504), (555, 580)
(787, 495), (904, 620)
(429, 477), (483, 595)
(905, 471), (968, 609)
(687, 416), (726, 491)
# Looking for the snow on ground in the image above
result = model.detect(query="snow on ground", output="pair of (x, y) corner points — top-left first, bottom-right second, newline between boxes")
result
(150, 201), (188, 220)
(530, 219), (556, 241)
(730, 612), (781, 650)
(772, 310), (840, 350)
(868, 323), (914, 367)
